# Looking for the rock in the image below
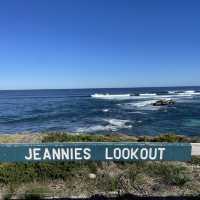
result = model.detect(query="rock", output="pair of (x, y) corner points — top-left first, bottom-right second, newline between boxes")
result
(152, 99), (175, 106)
(88, 173), (96, 179)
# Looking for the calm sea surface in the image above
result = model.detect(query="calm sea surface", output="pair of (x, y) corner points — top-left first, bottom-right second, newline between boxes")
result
(0, 87), (200, 136)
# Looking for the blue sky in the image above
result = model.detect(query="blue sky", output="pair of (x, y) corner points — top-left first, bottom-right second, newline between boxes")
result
(0, 0), (200, 89)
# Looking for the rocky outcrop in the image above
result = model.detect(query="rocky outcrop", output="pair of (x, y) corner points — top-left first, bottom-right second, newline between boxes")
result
(152, 99), (175, 106)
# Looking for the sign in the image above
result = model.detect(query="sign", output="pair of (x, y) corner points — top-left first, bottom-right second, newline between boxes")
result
(0, 142), (191, 162)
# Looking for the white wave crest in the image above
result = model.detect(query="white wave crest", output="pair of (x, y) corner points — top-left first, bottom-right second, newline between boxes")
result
(168, 91), (178, 94)
(139, 93), (157, 96)
(76, 118), (132, 133)
(184, 90), (195, 94)
(91, 93), (158, 100)
(121, 98), (173, 111)
(91, 90), (200, 101)
(167, 90), (200, 97)
(91, 93), (131, 100)
(76, 125), (118, 132)
(133, 100), (158, 107)
(128, 111), (147, 114)
(104, 118), (131, 127)
(177, 90), (200, 96)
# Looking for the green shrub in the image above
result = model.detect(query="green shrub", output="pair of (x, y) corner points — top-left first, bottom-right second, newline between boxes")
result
(87, 161), (98, 173)
(42, 133), (107, 142)
(0, 162), (98, 185)
(0, 163), (37, 184)
(147, 163), (191, 186)
(42, 132), (137, 143)
(191, 156), (200, 165)
(128, 165), (140, 185)
(96, 173), (118, 192)
(151, 134), (189, 142)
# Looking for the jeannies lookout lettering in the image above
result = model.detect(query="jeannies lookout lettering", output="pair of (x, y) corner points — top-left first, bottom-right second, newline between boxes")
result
(24, 146), (166, 161)
(0, 142), (191, 162)
(25, 147), (91, 160)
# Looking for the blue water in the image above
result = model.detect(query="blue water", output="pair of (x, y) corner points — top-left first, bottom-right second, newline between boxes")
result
(0, 87), (200, 136)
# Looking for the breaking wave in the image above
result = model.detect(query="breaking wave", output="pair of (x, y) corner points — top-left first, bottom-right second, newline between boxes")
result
(92, 90), (200, 101)
(139, 93), (157, 96)
(133, 100), (159, 107)
(91, 93), (131, 100)
(76, 118), (132, 133)
(168, 90), (200, 97)
(102, 108), (109, 112)
(168, 91), (178, 94)
(124, 100), (162, 111)
(104, 118), (132, 127)
(120, 98), (173, 111)
(76, 125), (118, 132)
(91, 93), (160, 100)
(176, 90), (200, 96)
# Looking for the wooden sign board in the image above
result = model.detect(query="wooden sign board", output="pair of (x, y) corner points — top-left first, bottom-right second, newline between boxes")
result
(0, 142), (193, 162)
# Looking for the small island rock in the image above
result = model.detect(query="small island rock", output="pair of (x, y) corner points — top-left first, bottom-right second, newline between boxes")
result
(152, 99), (175, 106)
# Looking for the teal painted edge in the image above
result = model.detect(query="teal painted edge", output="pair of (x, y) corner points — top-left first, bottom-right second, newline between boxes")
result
(0, 142), (192, 162)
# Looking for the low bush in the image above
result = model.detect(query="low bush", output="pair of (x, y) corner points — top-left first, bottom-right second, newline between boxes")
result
(42, 132), (194, 143)
(191, 156), (200, 165)
(151, 134), (190, 142)
(146, 162), (191, 186)
(42, 133), (137, 143)
(96, 173), (118, 192)
(0, 161), (98, 185)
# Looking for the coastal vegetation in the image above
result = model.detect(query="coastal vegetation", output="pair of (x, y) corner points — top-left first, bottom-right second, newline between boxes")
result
(0, 133), (199, 199)
(42, 132), (199, 143)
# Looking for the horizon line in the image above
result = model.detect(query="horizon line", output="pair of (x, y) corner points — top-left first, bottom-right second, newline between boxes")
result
(0, 85), (200, 91)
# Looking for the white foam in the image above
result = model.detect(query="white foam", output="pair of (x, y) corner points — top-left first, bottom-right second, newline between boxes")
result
(121, 98), (171, 111)
(167, 90), (199, 97)
(184, 90), (195, 94)
(132, 100), (158, 107)
(129, 111), (147, 114)
(176, 90), (200, 96)
(139, 93), (157, 96)
(91, 90), (200, 101)
(158, 95), (174, 98)
(102, 109), (109, 112)
(104, 118), (131, 127)
(91, 93), (158, 100)
(168, 90), (200, 97)
(91, 93), (131, 100)
(176, 93), (193, 97)
(76, 125), (118, 132)
(76, 118), (132, 133)
(168, 91), (178, 94)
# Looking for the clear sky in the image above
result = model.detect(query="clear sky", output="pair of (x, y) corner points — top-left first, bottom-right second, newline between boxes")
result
(0, 0), (200, 89)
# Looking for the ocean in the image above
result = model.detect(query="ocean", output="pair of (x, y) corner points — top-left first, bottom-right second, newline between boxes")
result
(0, 86), (200, 136)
